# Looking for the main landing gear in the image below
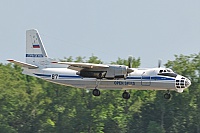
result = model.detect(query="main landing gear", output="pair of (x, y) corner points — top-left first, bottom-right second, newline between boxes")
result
(122, 90), (130, 100)
(92, 79), (101, 96)
(92, 88), (131, 100)
(92, 79), (130, 99)
(92, 88), (100, 96)
(164, 90), (171, 99)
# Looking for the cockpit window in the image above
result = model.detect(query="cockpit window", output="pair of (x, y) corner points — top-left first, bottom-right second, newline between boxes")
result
(158, 73), (177, 77)
(158, 69), (177, 77)
(167, 68), (173, 73)
(159, 69), (173, 73)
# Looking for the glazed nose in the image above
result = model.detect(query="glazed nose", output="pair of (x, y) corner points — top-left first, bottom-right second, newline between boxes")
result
(185, 78), (191, 88)
(175, 76), (191, 89)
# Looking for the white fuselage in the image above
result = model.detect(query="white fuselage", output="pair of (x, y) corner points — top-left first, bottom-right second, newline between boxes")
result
(23, 66), (190, 93)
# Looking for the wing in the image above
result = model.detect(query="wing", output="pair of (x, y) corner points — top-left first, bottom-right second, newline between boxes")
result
(52, 61), (109, 71)
(7, 59), (38, 69)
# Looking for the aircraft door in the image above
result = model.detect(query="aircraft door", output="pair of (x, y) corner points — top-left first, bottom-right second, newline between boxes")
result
(141, 72), (151, 86)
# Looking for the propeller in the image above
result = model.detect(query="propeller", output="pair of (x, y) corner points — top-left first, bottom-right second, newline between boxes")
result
(158, 59), (162, 68)
(128, 56), (133, 68)
(127, 56), (134, 73)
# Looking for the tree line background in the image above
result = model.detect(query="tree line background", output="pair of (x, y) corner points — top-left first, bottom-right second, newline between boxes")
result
(0, 53), (199, 133)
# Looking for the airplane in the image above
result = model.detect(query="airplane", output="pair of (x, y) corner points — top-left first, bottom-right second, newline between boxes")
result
(7, 29), (191, 100)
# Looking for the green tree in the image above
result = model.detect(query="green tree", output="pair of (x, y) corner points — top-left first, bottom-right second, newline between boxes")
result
(1, 53), (199, 133)
(87, 54), (103, 64)
(112, 56), (140, 68)
(147, 121), (165, 133)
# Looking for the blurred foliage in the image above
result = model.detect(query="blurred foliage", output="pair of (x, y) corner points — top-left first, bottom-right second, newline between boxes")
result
(0, 53), (199, 133)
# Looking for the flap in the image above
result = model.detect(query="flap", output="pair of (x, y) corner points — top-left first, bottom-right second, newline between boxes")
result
(52, 61), (109, 71)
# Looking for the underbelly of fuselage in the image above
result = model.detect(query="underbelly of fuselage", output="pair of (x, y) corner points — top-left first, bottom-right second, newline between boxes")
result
(46, 78), (176, 91)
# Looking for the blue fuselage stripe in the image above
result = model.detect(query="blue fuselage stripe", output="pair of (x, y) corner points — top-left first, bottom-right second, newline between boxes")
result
(59, 75), (81, 78)
(34, 73), (175, 81)
(34, 73), (51, 77)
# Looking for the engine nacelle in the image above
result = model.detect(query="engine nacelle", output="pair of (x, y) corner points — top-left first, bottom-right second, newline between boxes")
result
(76, 65), (133, 79)
(77, 71), (106, 79)
(105, 65), (132, 79)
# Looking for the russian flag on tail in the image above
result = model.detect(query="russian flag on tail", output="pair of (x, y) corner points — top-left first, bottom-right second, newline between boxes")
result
(33, 44), (40, 48)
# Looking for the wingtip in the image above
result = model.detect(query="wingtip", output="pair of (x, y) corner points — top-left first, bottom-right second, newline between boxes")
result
(51, 61), (58, 63)
(7, 59), (14, 62)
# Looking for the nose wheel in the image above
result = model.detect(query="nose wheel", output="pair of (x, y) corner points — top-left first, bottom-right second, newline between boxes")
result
(122, 91), (130, 99)
(164, 91), (171, 99)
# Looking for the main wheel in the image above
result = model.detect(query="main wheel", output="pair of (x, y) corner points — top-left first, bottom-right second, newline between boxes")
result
(164, 93), (171, 99)
(122, 91), (130, 99)
(92, 89), (100, 96)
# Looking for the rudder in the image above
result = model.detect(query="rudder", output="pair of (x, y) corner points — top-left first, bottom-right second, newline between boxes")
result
(26, 29), (48, 65)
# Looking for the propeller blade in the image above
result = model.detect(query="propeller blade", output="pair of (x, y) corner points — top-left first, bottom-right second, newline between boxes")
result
(128, 56), (133, 68)
(158, 59), (162, 68)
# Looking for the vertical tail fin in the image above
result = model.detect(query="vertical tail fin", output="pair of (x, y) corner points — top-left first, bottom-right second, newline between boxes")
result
(26, 29), (48, 65)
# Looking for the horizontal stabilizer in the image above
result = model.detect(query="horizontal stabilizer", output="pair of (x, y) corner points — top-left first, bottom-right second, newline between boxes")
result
(7, 59), (38, 69)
